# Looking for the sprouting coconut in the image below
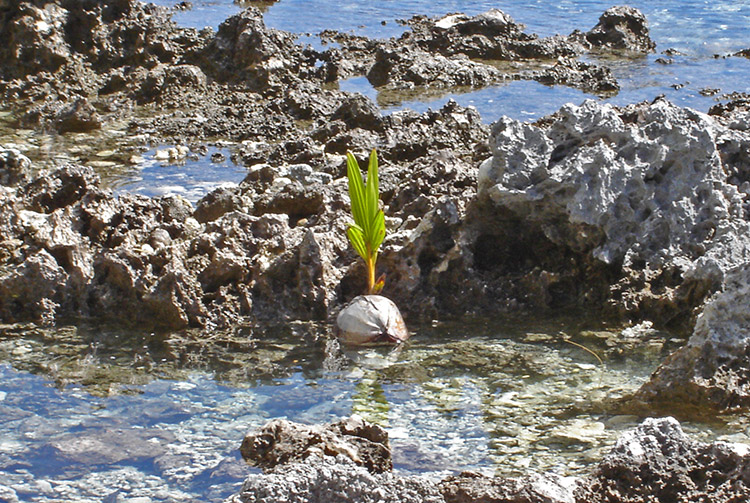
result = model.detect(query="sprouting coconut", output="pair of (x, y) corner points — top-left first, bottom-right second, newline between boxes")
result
(336, 294), (409, 345)
(336, 149), (409, 345)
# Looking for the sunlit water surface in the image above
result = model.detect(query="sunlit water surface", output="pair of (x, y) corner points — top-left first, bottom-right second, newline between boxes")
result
(1, 317), (748, 502)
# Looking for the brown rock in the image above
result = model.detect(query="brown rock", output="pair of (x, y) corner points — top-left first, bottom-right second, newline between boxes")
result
(240, 415), (392, 474)
(584, 6), (656, 53)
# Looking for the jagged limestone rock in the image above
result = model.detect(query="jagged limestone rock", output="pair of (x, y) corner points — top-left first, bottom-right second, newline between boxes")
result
(479, 96), (750, 410)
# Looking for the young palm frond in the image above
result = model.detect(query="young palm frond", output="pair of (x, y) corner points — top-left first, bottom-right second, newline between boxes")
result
(346, 149), (386, 294)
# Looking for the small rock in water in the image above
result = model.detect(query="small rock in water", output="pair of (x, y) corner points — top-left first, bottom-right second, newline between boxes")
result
(336, 295), (409, 345)
(154, 145), (189, 162)
(240, 415), (392, 473)
(550, 419), (606, 445)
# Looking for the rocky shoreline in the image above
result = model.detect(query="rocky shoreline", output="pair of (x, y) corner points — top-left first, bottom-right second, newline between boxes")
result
(0, 0), (664, 330)
(230, 415), (750, 503)
(3, 1), (750, 501)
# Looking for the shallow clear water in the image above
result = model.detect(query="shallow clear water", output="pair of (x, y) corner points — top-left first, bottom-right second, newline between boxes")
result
(107, 146), (247, 202)
(158, 0), (750, 121)
(0, 317), (747, 502)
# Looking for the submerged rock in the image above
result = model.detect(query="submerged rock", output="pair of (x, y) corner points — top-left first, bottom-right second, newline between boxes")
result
(52, 97), (102, 133)
(50, 427), (175, 465)
(229, 417), (750, 503)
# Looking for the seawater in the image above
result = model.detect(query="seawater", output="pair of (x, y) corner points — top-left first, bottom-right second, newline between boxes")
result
(153, 0), (750, 120)
(108, 146), (248, 202)
(0, 318), (748, 502)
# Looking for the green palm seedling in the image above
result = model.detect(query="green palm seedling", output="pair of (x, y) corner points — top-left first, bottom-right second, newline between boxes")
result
(346, 149), (386, 295)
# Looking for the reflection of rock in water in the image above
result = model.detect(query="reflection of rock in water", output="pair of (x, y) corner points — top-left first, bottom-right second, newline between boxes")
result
(342, 344), (405, 371)
(322, 336), (349, 372)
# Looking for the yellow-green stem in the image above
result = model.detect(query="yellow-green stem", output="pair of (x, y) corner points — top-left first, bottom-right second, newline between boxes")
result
(366, 255), (376, 294)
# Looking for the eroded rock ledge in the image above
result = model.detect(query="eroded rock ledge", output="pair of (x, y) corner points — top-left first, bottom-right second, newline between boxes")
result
(478, 96), (750, 411)
(227, 416), (750, 503)
(4, 95), (750, 413)
(0, 0), (652, 140)
(478, 96), (750, 325)
(326, 5), (656, 97)
(0, 97), (487, 328)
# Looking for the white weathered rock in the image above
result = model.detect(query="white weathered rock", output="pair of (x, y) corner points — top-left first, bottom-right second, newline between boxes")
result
(479, 97), (750, 409)
(479, 98), (750, 275)
(228, 454), (444, 503)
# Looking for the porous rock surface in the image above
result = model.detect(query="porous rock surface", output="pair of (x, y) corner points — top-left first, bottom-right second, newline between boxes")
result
(240, 415), (392, 474)
(0, 0), (746, 411)
(572, 6), (656, 54)
(441, 472), (576, 503)
(400, 9), (578, 61)
(328, 6), (646, 96)
(0, 162), (346, 327)
(478, 96), (750, 410)
(637, 266), (750, 411)
(0, 146), (31, 186)
(575, 417), (750, 502)
(228, 455), (445, 503)
(0, 0), (648, 139)
(0, 98), (489, 328)
(229, 416), (750, 503)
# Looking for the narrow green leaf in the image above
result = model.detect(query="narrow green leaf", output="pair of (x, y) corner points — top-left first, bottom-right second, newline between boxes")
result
(347, 225), (368, 261)
(370, 210), (386, 252)
(365, 207), (383, 247)
(346, 152), (367, 235)
(365, 149), (379, 233)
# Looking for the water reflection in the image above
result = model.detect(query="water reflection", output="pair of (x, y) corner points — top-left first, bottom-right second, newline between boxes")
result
(0, 315), (747, 501)
(108, 145), (248, 203)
